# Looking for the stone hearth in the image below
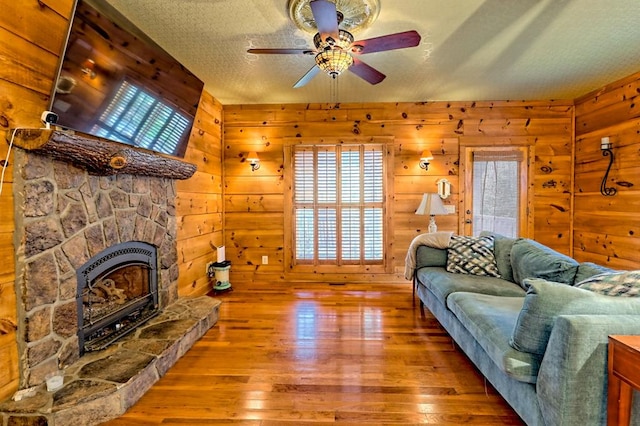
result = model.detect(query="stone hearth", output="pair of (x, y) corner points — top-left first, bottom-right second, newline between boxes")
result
(0, 296), (220, 425)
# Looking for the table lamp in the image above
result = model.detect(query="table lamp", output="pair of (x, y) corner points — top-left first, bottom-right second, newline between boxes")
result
(415, 192), (449, 233)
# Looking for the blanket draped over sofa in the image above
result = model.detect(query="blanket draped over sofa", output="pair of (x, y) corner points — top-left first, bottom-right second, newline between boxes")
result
(410, 232), (640, 426)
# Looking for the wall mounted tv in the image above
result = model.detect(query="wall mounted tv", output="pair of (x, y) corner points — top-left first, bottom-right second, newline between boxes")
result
(50, 0), (204, 158)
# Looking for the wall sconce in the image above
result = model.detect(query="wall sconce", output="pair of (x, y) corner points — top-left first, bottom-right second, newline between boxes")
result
(600, 137), (616, 196)
(81, 59), (97, 79)
(419, 150), (433, 171)
(247, 151), (260, 172)
(415, 192), (449, 233)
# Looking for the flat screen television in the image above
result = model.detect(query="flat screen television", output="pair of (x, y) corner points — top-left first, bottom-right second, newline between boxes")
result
(49, 0), (204, 158)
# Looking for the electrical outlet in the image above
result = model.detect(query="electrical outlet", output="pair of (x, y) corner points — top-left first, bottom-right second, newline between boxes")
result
(444, 204), (456, 214)
(262, 255), (268, 265)
(206, 261), (214, 275)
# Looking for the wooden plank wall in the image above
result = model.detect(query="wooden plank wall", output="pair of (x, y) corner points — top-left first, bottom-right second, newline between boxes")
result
(0, 0), (222, 401)
(0, 0), (75, 403)
(223, 100), (574, 284)
(176, 91), (224, 296)
(573, 71), (640, 269)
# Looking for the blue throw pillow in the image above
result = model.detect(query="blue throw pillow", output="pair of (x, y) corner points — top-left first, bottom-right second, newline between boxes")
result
(510, 239), (578, 288)
(510, 278), (640, 356)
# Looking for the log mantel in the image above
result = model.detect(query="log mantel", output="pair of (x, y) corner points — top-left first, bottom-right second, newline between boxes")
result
(5, 128), (197, 180)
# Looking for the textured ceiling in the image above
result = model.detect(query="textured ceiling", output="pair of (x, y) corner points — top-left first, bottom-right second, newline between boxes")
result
(105, 0), (640, 105)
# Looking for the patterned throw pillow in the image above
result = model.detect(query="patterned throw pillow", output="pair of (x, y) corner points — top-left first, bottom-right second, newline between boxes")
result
(446, 235), (501, 277)
(574, 271), (640, 297)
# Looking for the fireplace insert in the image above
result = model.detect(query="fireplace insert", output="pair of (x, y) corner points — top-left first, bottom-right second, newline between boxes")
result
(76, 241), (159, 354)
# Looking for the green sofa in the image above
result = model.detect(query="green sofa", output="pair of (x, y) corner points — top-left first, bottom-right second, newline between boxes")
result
(413, 235), (640, 425)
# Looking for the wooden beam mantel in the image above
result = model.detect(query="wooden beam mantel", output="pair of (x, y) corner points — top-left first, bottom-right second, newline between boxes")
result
(6, 129), (197, 180)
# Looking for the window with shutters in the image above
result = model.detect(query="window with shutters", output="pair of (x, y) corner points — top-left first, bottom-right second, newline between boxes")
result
(91, 80), (191, 157)
(291, 144), (387, 268)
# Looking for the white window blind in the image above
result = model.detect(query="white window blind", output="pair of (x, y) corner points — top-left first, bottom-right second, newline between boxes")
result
(293, 144), (385, 265)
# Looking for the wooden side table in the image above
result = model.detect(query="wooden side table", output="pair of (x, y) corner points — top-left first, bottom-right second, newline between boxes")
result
(608, 335), (640, 425)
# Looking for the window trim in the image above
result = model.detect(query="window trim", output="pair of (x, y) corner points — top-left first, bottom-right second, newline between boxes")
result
(283, 137), (394, 277)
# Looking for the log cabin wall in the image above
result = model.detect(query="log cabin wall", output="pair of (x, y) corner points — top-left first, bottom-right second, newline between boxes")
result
(176, 91), (224, 296)
(0, 0), (75, 402)
(0, 0), (221, 401)
(573, 71), (640, 269)
(223, 100), (574, 283)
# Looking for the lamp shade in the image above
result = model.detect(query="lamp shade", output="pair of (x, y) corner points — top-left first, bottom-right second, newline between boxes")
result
(246, 151), (259, 162)
(420, 150), (434, 161)
(415, 192), (448, 216)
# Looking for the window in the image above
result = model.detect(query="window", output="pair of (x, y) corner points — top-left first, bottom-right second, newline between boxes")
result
(461, 146), (533, 238)
(472, 151), (522, 237)
(91, 80), (191, 156)
(292, 144), (386, 267)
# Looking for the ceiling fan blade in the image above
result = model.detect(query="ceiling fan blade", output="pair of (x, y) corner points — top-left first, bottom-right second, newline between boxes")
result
(350, 30), (421, 55)
(348, 57), (385, 85)
(310, 0), (339, 43)
(293, 65), (321, 88)
(248, 48), (314, 55)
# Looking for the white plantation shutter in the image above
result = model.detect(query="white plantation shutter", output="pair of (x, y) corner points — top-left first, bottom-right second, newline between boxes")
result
(363, 147), (384, 260)
(294, 148), (315, 260)
(293, 144), (385, 265)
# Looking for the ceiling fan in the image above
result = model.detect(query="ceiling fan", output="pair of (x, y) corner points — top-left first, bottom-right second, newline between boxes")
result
(248, 0), (421, 88)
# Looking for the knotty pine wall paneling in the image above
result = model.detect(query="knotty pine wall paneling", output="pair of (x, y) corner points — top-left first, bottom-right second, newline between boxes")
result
(0, 0), (75, 402)
(0, 0), (222, 400)
(176, 91), (224, 296)
(573, 71), (640, 269)
(223, 100), (574, 284)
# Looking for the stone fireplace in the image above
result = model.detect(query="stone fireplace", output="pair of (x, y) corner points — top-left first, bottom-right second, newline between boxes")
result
(1, 145), (220, 425)
(12, 149), (180, 387)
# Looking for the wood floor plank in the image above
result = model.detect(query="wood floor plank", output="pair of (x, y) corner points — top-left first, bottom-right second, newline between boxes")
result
(102, 282), (524, 425)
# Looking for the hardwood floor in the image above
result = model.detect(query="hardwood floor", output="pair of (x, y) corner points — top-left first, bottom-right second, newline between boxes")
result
(103, 282), (525, 425)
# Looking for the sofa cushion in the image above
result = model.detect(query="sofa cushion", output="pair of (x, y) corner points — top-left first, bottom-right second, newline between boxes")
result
(446, 235), (500, 277)
(416, 267), (525, 305)
(510, 278), (640, 356)
(446, 292), (539, 383)
(574, 262), (616, 284)
(574, 270), (640, 297)
(510, 239), (579, 288)
(480, 231), (516, 282)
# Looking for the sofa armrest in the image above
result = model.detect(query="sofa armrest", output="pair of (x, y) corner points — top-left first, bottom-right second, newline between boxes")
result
(536, 315), (640, 426)
(415, 245), (447, 269)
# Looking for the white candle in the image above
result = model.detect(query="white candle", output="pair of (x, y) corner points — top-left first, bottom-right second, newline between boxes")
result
(601, 137), (610, 150)
(216, 246), (225, 263)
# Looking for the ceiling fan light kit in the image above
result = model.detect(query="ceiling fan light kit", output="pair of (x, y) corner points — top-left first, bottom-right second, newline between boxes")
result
(316, 50), (354, 77)
(249, 0), (421, 88)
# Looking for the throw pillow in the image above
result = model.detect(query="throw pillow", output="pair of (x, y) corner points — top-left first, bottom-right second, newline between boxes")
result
(510, 278), (640, 356)
(480, 231), (516, 282)
(574, 270), (640, 297)
(510, 238), (579, 288)
(446, 235), (501, 277)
